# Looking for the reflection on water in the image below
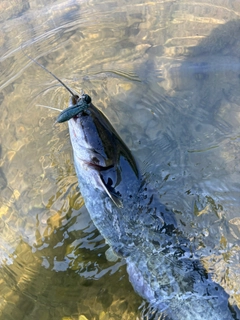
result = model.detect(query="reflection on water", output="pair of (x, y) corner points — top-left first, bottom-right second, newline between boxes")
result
(0, 0), (240, 319)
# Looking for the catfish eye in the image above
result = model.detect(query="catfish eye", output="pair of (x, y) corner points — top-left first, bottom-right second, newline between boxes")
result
(92, 157), (99, 164)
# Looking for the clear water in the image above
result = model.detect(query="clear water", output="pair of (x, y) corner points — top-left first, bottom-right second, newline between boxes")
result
(0, 0), (240, 319)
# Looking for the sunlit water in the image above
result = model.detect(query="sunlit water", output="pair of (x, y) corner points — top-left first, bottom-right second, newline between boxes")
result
(0, 0), (240, 319)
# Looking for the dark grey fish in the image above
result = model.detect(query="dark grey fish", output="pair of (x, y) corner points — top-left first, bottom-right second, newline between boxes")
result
(27, 54), (240, 319)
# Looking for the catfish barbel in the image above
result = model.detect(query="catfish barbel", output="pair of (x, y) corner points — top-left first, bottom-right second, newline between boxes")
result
(28, 53), (240, 320)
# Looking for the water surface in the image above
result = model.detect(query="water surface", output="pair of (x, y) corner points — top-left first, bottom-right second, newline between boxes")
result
(1, 0), (240, 319)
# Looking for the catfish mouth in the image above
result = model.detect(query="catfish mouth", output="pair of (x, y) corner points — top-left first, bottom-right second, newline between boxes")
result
(72, 112), (85, 120)
(72, 115), (79, 120)
(85, 160), (114, 172)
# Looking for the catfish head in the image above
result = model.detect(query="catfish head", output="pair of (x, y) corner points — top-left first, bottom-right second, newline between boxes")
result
(59, 95), (140, 208)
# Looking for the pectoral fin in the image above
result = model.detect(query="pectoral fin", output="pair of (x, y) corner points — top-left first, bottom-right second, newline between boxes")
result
(99, 175), (123, 208)
(105, 247), (119, 262)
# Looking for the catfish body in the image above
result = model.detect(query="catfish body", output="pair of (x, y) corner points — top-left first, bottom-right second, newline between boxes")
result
(25, 52), (240, 319)
(65, 96), (240, 320)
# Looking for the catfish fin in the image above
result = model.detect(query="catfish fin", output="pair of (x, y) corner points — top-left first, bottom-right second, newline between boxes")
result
(99, 175), (123, 208)
(105, 247), (119, 262)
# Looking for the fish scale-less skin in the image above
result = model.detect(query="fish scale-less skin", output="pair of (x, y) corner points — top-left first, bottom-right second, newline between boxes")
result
(67, 102), (240, 320)
(79, 176), (239, 319)
(79, 177), (237, 319)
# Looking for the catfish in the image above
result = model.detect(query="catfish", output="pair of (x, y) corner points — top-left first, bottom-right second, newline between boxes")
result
(27, 53), (240, 320)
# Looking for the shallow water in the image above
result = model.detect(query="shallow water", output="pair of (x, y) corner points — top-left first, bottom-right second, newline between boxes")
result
(0, 0), (240, 319)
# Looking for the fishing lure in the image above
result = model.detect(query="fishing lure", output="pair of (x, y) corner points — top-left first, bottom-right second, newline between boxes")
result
(56, 94), (91, 123)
